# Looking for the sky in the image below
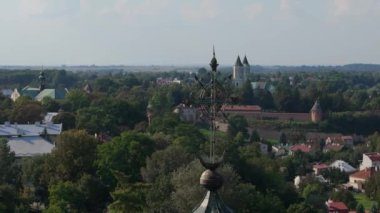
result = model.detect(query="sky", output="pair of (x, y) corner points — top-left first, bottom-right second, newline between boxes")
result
(0, 0), (380, 66)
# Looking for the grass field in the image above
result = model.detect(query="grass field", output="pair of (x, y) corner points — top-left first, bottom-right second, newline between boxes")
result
(354, 193), (374, 210)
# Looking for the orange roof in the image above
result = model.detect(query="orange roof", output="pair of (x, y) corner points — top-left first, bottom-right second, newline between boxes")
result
(327, 201), (348, 211)
(313, 163), (329, 170)
(222, 105), (262, 112)
(350, 168), (373, 180)
(290, 144), (312, 153)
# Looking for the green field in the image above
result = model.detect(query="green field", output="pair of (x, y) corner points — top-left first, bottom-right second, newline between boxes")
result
(354, 193), (374, 210)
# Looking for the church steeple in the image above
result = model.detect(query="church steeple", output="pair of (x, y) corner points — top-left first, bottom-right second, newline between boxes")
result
(234, 56), (243, 66)
(243, 55), (249, 65)
(39, 70), (46, 92)
(210, 46), (219, 72)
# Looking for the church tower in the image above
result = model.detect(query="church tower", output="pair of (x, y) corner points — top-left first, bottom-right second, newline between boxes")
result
(232, 56), (244, 87)
(243, 55), (250, 81)
(39, 71), (46, 92)
(310, 100), (322, 123)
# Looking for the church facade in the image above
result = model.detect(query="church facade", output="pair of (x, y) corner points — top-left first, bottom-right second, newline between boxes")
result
(232, 55), (250, 87)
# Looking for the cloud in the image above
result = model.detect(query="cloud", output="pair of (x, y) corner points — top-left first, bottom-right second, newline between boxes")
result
(181, 0), (220, 22)
(18, 0), (79, 18)
(332, 0), (351, 16)
(331, 0), (380, 17)
(244, 3), (263, 20)
(99, 0), (170, 22)
(280, 0), (290, 11)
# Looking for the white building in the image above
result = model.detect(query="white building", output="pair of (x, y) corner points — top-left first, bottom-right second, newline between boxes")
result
(329, 160), (356, 173)
(0, 122), (62, 157)
(359, 153), (380, 170)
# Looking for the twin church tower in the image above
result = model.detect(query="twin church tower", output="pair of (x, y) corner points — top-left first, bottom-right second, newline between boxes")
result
(232, 55), (251, 87)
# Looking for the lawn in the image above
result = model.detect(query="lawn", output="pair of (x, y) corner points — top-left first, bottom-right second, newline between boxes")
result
(354, 193), (374, 210)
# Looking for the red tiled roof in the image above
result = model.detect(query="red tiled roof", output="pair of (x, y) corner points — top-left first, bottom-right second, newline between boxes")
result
(313, 163), (329, 170)
(222, 105), (262, 112)
(325, 143), (344, 152)
(365, 153), (380, 161)
(350, 168), (373, 180)
(327, 201), (348, 211)
(290, 144), (312, 153)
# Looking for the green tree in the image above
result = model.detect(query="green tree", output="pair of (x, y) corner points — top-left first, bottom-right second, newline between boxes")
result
(51, 130), (98, 182)
(0, 139), (22, 211)
(96, 131), (155, 187)
(241, 80), (254, 105)
(356, 203), (365, 213)
(286, 202), (316, 213)
(63, 89), (90, 112)
(52, 112), (76, 130)
(107, 172), (149, 213)
(330, 189), (357, 209)
(227, 114), (249, 139)
(10, 100), (45, 123)
(41, 96), (60, 112)
(44, 181), (85, 213)
(76, 107), (116, 134)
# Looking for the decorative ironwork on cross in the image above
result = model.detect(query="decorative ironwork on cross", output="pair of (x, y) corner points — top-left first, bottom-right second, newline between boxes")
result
(192, 47), (234, 213)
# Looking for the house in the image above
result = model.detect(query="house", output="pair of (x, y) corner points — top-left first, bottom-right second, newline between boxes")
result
(289, 143), (313, 154)
(313, 163), (329, 175)
(359, 153), (380, 170)
(272, 145), (287, 157)
(0, 122), (62, 137)
(349, 168), (374, 191)
(330, 160), (356, 173)
(7, 136), (55, 157)
(173, 104), (198, 123)
(44, 112), (59, 123)
(0, 122), (62, 157)
(323, 143), (344, 153)
(326, 200), (349, 213)
(326, 136), (354, 147)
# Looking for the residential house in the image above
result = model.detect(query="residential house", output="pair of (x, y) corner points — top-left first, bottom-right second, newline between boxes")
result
(0, 122), (62, 157)
(326, 136), (354, 147)
(289, 143), (313, 154)
(313, 163), (329, 175)
(272, 145), (287, 157)
(173, 104), (198, 123)
(349, 168), (374, 191)
(323, 143), (344, 153)
(359, 153), (380, 170)
(329, 160), (356, 173)
(7, 136), (55, 157)
(325, 200), (349, 213)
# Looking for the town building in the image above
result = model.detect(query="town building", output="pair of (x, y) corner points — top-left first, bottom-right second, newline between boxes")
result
(325, 200), (349, 213)
(349, 168), (374, 191)
(313, 163), (329, 175)
(11, 71), (68, 102)
(173, 104), (198, 123)
(0, 122), (62, 157)
(329, 160), (356, 173)
(359, 152), (380, 170)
